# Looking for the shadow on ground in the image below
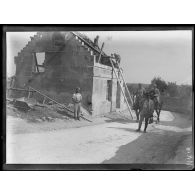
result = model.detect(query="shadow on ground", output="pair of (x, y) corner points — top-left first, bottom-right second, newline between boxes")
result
(103, 129), (192, 166)
(107, 127), (138, 133)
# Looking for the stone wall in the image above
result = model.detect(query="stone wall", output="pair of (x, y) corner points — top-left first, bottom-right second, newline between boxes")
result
(13, 32), (94, 113)
(13, 31), (127, 116)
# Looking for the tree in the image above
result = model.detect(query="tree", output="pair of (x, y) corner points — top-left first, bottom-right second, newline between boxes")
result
(166, 82), (179, 97)
(178, 84), (192, 98)
(151, 77), (168, 93)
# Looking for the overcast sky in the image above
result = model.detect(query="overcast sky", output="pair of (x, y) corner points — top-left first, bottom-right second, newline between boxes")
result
(7, 30), (192, 85)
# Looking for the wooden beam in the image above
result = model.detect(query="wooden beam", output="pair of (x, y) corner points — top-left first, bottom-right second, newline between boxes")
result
(29, 86), (92, 122)
(32, 52), (39, 73)
(8, 88), (36, 92)
(71, 32), (106, 56)
(97, 42), (104, 63)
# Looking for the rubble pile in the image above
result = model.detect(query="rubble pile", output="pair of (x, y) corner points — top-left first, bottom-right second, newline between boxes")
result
(6, 97), (73, 123)
(6, 96), (93, 123)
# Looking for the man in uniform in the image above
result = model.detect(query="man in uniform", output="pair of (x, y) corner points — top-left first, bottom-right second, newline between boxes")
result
(114, 53), (121, 65)
(136, 91), (154, 132)
(150, 83), (160, 104)
(136, 83), (146, 98)
(94, 35), (100, 49)
(134, 84), (146, 121)
(72, 87), (82, 120)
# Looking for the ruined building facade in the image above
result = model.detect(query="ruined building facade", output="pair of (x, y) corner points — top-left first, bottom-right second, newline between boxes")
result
(12, 32), (127, 116)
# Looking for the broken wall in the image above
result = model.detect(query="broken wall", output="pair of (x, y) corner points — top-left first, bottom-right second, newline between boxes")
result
(14, 32), (94, 113)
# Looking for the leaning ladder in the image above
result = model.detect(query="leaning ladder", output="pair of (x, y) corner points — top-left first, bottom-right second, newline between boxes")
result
(109, 58), (134, 120)
(117, 64), (134, 106)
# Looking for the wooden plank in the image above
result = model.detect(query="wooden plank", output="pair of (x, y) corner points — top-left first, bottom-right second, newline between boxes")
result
(97, 42), (104, 63)
(8, 88), (36, 92)
(29, 86), (92, 122)
(71, 32), (105, 56)
(32, 52), (39, 73)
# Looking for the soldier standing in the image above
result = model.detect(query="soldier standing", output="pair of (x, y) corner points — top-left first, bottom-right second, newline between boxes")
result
(72, 87), (82, 120)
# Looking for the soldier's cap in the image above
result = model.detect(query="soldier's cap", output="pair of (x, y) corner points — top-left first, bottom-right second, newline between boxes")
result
(76, 87), (80, 92)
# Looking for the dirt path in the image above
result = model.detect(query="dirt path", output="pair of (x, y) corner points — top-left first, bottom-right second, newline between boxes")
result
(103, 112), (193, 168)
(6, 111), (193, 167)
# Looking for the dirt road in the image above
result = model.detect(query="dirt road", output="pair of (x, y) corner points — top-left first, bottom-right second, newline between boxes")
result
(6, 111), (193, 167)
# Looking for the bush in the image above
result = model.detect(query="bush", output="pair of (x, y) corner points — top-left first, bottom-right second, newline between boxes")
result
(177, 84), (192, 98)
(166, 82), (179, 97)
(151, 77), (168, 93)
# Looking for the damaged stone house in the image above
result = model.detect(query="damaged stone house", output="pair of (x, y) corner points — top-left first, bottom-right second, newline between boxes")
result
(11, 31), (127, 116)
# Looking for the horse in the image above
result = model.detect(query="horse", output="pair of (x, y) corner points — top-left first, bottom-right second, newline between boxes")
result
(132, 92), (163, 124)
(132, 92), (143, 122)
(135, 93), (155, 133)
(149, 93), (163, 123)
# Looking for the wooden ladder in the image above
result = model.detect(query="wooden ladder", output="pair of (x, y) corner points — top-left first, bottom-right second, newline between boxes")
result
(109, 58), (134, 120)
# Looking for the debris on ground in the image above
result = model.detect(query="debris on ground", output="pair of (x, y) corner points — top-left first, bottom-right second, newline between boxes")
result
(6, 97), (93, 123)
(13, 100), (32, 112)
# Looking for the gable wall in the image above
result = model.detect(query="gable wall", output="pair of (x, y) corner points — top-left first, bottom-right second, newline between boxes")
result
(13, 31), (128, 116)
(14, 32), (94, 112)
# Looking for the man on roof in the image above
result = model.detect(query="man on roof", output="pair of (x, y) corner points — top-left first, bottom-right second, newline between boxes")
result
(114, 53), (121, 65)
(94, 35), (100, 49)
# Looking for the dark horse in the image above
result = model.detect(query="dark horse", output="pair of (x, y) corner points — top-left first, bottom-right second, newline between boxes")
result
(134, 93), (155, 132)
(132, 92), (163, 124)
(150, 93), (163, 123)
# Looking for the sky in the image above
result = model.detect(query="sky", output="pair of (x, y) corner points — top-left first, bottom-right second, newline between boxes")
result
(6, 30), (192, 85)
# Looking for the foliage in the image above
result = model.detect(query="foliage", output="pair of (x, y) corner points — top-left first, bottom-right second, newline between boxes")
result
(166, 82), (179, 97)
(177, 84), (192, 98)
(127, 83), (149, 94)
(151, 77), (168, 93)
(127, 77), (192, 99)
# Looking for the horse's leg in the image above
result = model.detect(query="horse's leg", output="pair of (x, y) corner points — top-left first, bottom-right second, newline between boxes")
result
(136, 110), (138, 122)
(136, 109), (139, 122)
(136, 114), (144, 132)
(138, 110), (141, 120)
(144, 117), (149, 133)
(157, 108), (161, 123)
(155, 109), (159, 124)
(158, 105), (162, 122)
(157, 109), (160, 123)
